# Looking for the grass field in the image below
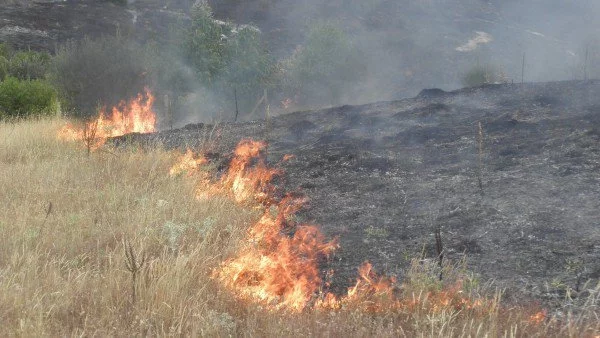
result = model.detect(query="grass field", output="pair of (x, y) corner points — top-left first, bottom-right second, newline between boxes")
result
(0, 118), (598, 336)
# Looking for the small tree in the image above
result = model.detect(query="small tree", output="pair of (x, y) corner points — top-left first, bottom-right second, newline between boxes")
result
(221, 26), (275, 113)
(462, 64), (501, 87)
(7, 51), (51, 80)
(184, 1), (230, 86)
(284, 22), (366, 106)
(184, 1), (274, 116)
(49, 35), (148, 117)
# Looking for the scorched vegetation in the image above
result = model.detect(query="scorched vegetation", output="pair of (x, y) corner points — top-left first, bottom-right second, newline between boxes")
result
(0, 118), (598, 336)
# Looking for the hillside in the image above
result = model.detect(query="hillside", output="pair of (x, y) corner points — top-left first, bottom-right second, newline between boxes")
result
(113, 80), (600, 310)
(2, 0), (598, 101)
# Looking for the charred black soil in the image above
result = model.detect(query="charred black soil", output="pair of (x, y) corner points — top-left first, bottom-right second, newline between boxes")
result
(113, 80), (600, 310)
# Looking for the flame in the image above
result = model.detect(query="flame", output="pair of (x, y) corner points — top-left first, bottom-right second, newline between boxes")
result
(282, 154), (295, 162)
(179, 139), (338, 311)
(316, 261), (399, 312)
(218, 196), (338, 311)
(220, 140), (281, 204)
(169, 149), (208, 177)
(58, 89), (157, 149)
(529, 310), (547, 325)
(281, 98), (293, 109)
(171, 139), (538, 319)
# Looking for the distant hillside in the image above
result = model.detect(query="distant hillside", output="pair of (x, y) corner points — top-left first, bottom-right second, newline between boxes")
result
(1, 0), (598, 102)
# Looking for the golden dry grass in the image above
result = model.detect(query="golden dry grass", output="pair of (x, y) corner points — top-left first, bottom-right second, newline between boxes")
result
(0, 118), (598, 337)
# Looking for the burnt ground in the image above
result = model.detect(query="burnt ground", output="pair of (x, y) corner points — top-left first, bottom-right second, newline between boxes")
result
(0, 0), (189, 51)
(112, 80), (600, 310)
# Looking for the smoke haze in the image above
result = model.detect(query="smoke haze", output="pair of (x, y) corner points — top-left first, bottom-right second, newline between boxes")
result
(209, 0), (600, 101)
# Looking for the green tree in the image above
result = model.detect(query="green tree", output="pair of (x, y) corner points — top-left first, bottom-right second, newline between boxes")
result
(49, 35), (148, 116)
(285, 22), (366, 106)
(221, 26), (275, 111)
(184, 2), (230, 86)
(184, 1), (274, 115)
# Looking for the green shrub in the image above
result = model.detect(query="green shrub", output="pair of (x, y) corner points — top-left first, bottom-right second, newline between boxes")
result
(184, 2), (230, 86)
(49, 35), (149, 116)
(7, 51), (51, 80)
(0, 45), (50, 81)
(0, 56), (8, 81)
(184, 1), (275, 114)
(0, 77), (58, 118)
(284, 22), (366, 106)
(0, 43), (11, 59)
(462, 65), (500, 87)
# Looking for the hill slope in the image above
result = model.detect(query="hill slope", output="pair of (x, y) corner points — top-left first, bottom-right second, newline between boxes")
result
(115, 80), (600, 308)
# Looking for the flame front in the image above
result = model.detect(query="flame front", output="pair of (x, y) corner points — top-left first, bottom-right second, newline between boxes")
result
(220, 140), (281, 204)
(169, 149), (208, 177)
(218, 196), (338, 311)
(58, 89), (157, 149)
(170, 139), (537, 319)
(171, 140), (338, 310)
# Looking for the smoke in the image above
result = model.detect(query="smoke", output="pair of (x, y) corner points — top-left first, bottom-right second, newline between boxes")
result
(203, 0), (600, 103)
(484, 0), (600, 82)
(57, 0), (597, 125)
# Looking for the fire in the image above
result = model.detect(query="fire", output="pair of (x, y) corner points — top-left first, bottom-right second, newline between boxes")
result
(218, 196), (338, 311)
(171, 139), (539, 320)
(170, 140), (283, 205)
(174, 140), (337, 310)
(316, 261), (399, 312)
(58, 89), (157, 149)
(529, 310), (547, 325)
(170, 140), (338, 310)
(281, 98), (293, 109)
(169, 149), (207, 177)
(220, 140), (281, 204)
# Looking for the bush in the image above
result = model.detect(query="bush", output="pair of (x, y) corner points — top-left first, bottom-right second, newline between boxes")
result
(220, 25), (275, 110)
(0, 45), (51, 82)
(184, 1), (275, 114)
(0, 77), (58, 118)
(0, 56), (8, 81)
(49, 35), (149, 116)
(284, 22), (366, 106)
(0, 43), (10, 59)
(6, 51), (51, 80)
(462, 65), (501, 87)
(184, 2), (230, 86)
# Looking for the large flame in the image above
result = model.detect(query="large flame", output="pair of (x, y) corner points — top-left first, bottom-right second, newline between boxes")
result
(58, 89), (157, 149)
(171, 141), (338, 310)
(218, 196), (338, 311)
(220, 140), (281, 204)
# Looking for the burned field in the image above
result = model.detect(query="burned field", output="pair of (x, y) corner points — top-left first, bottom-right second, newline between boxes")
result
(114, 80), (600, 309)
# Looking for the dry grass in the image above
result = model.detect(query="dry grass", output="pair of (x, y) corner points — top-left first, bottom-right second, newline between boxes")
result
(0, 118), (598, 337)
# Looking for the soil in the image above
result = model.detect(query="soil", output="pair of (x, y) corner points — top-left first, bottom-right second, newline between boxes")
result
(112, 80), (600, 311)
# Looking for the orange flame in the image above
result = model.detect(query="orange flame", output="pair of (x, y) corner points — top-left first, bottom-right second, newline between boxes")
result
(178, 139), (338, 311)
(172, 139), (522, 317)
(169, 149), (208, 177)
(220, 140), (281, 204)
(218, 196), (338, 311)
(529, 310), (547, 325)
(58, 89), (157, 149)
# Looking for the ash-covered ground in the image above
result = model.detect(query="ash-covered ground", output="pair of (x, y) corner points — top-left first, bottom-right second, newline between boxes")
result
(113, 80), (600, 309)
